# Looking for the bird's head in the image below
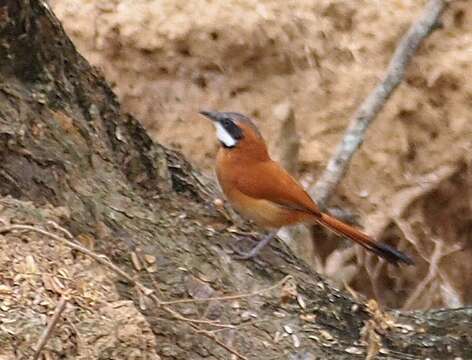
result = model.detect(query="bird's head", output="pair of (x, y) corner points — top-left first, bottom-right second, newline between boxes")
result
(199, 110), (263, 149)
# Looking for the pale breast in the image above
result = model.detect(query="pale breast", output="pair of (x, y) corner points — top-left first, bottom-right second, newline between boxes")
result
(226, 188), (312, 229)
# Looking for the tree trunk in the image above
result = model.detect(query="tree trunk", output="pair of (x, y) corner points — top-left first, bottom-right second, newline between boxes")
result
(0, 1), (470, 359)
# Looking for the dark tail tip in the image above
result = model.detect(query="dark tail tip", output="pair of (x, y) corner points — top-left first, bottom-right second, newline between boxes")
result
(375, 242), (415, 266)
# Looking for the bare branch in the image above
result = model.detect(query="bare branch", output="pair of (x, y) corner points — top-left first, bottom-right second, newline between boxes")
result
(33, 295), (68, 360)
(310, 0), (448, 208)
(274, 101), (300, 175)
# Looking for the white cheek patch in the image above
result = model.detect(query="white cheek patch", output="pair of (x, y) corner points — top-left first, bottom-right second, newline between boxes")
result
(214, 122), (237, 147)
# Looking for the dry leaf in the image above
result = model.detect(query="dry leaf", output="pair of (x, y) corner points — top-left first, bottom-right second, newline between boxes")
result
(143, 254), (156, 264)
(145, 263), (158, 273)
(77, 233), (95, 250)
(25, 255), (38, 274)
(300, 313), (316, 322)
(130, 251), (142, 271)
(42, 273), (66, 295)
(0, 285), (12, 295)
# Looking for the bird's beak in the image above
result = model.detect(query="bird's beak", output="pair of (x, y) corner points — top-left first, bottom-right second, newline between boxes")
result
(199, 110), (221, 122)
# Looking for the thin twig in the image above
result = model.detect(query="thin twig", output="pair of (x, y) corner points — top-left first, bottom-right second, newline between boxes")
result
(400, 231), (444, 310)
(368, 164), (457, 239)
(155, 293), (236, 328)
(395, 219), (463, 310)
(160, 275), (292, 305)
(310, 0), (447, 208)
(33, 295), (68, 360)
(275, 101), (299, 175)
(194, 326), (250, 360)
(47, 220), (73, 239)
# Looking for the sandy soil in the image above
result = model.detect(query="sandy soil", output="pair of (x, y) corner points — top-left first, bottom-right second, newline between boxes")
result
(50, 0), (472, 309)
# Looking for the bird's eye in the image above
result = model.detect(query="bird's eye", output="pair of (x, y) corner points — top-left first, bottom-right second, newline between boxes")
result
(222, 118), (232, 127)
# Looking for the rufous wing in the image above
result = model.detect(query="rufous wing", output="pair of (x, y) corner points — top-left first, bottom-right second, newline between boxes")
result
(231, 160), (321, 216)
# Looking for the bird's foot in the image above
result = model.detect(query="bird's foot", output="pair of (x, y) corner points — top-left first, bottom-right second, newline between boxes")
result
(231, 245), (258, 260)
(233, 234), (258, 245)
(231, 232), (276, 260)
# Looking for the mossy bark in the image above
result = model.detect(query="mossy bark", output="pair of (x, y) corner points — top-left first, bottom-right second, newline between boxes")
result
(0, 1), (470, 359)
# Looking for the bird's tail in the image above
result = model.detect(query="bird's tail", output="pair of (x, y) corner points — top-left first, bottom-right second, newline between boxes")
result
(317, 212), (414, 266)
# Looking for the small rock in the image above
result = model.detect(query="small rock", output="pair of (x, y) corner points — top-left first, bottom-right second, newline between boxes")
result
(345, 346), (363, 355)
(300, 314), (316, 322)
(296, 294), (306, 309)
(240, 310), (257, 321)
(292, 334), (300, 348)
(283, 325), (294, 334)
(273, 311), (286, 318)
(320, 330), (333, 341)
(273, 331), (281, 343)
(231, 301), (240, 310)
(213, 198), (224, 209)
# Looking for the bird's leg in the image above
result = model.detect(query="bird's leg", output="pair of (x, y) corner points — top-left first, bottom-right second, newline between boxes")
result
(233, 233), (258, 245)
(233, 231), (277, 260)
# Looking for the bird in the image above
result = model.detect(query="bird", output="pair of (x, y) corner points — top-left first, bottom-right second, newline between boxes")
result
(199, 110), (414, 266)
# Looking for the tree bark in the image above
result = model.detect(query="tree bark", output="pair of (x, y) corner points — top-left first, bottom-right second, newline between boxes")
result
(0, 1), (470, 359)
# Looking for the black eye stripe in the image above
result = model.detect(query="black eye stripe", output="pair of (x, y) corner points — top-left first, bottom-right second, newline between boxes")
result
(221, 119), (243, 140)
